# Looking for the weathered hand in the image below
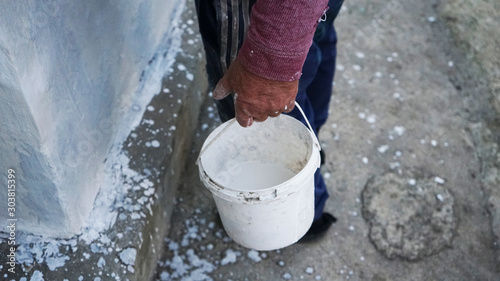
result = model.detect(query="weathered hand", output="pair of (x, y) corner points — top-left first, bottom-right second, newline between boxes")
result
(213, 57), (298, 127)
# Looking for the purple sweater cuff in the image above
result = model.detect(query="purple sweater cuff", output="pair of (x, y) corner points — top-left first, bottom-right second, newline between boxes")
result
(238, 0), (329, 82)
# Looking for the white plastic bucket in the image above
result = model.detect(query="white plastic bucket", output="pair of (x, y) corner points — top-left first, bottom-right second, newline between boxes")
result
(197, 103), (321, 250)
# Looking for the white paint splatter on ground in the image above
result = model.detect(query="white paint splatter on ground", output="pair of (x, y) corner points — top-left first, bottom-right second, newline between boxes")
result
(366, 115), (377, 124)
(30, 271), (44, 281)
(160, 239), (216, 281)
(151, 140), (161, 147)
(158, 207), (273, 280)
(377, 145), (389, 153)
(435, 177), (445, 184)
(247, 250), (262, 262)
(355, 52), (365, 58)
(97, 257), (106, 268)
(393, 126), (406, 136)
(119, 248), (136, 266)
(362, 157), (369, 164)
(221, 249), (240, 265)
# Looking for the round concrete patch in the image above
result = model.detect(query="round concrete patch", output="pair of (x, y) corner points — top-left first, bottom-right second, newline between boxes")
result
(362, 173), (456, 260)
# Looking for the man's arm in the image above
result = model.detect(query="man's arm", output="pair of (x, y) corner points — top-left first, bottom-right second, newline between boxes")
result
(213, 0), (329, 127)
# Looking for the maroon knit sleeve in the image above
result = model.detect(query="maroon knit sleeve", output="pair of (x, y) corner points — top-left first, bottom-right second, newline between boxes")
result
(238, 0), (329, 82)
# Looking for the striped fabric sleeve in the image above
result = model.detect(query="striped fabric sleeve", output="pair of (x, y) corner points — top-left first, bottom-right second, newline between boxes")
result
(238, 0), (329, 82)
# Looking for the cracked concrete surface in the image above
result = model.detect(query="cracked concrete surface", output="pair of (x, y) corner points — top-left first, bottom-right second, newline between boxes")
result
(362, 173), (456, 261)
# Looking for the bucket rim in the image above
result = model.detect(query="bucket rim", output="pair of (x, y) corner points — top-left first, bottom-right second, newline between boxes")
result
(198, 149), (319, 202)
(197, 115), (321, 203)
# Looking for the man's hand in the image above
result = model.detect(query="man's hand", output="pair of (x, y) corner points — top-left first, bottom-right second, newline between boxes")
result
(213, 57), (298, 127)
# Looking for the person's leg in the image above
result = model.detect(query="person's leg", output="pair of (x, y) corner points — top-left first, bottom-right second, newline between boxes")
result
(306, 24), (337, 133)
(286, 41), (330, 222)
(302, 1), (342, 223)
(305, 0), (343, 132)
(287, 41), (320, 130)
(290, 1), (343, 227)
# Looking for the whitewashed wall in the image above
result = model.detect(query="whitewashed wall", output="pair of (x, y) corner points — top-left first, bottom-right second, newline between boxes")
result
(0, 0), (183, 238)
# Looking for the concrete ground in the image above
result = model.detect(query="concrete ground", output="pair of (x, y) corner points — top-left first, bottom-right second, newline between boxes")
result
(154, 0), (500, 280)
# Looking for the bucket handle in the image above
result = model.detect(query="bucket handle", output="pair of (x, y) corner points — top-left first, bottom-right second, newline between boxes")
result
(294, 101), (321, 151)
(196, 101), (321, 165)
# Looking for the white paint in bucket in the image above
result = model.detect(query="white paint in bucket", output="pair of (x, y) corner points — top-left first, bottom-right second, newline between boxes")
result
(197, 103), (321, 251)
(215, 161), (295, 191)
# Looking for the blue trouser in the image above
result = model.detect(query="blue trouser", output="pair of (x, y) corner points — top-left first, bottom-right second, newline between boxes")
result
(195, 0), (342, 221)
(287, 17), (338, 221)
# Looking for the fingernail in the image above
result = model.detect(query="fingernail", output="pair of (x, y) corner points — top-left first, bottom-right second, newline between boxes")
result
(213, 85), (227, 100)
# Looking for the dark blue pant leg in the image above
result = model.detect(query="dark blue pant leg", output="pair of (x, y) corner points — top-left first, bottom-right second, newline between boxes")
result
(287, 46), (329, 221)
(288, 41), (321, 129)
(307, 25), (337, 133)
(287, 22), (337, 221)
